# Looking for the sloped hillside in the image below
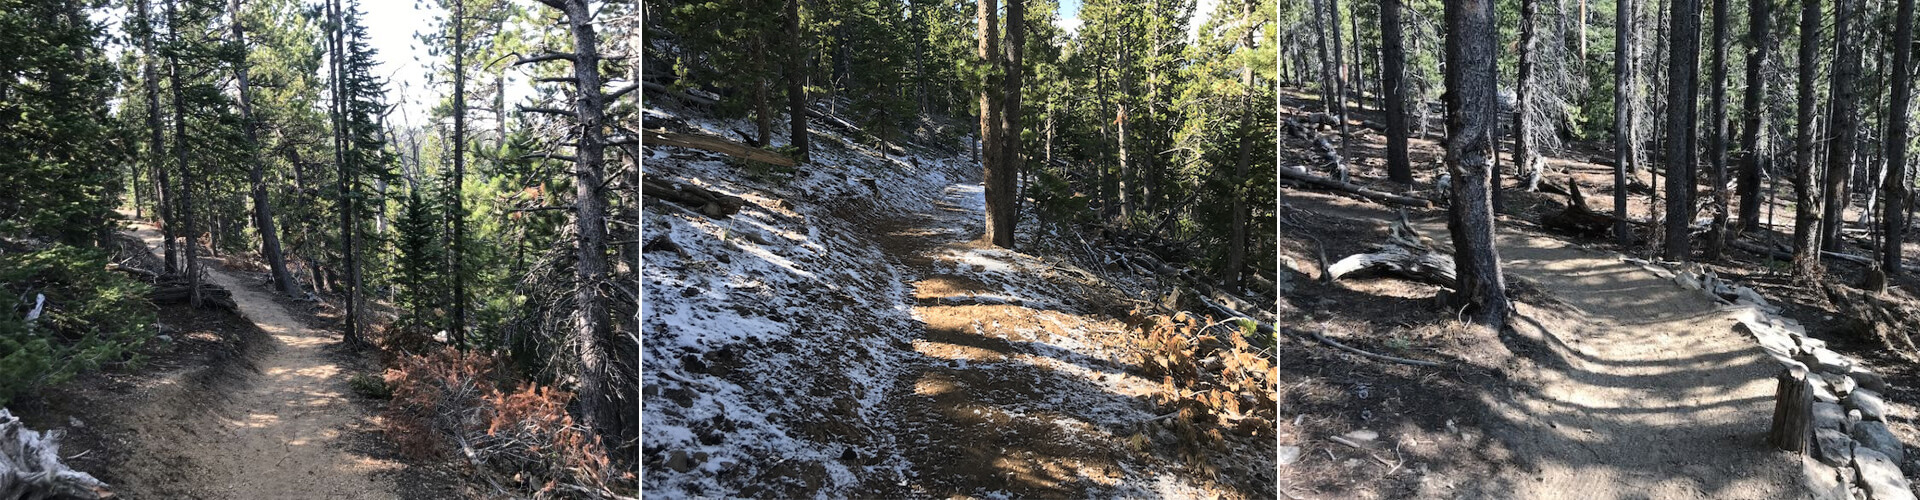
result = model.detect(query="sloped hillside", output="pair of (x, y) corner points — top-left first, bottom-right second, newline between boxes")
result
(642, 98), (1276, 499)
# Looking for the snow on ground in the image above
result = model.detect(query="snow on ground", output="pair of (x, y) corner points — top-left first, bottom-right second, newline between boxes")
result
(641, 99), (973, 497)
(643, 97), (1232, 497)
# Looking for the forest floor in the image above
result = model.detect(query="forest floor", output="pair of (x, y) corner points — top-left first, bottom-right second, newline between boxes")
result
(641, 98), (1273, 498)
(1281, 89), (1920, 498)
(6, 220), (457, 499)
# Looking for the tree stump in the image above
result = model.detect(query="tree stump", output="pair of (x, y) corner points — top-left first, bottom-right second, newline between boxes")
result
(1768, 366), (1814, 454)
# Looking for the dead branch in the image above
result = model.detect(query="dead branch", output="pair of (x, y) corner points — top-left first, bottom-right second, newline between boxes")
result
(1281, 167), (1434, 208)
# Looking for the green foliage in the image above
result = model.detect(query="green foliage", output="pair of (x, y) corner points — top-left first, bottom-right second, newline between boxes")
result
(348, 372), (391, 399)
(0, 0), (125, 247)
(0, 245), (155, 407)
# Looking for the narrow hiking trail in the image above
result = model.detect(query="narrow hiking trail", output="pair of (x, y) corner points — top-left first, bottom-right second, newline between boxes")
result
(123, 221), (400, 499)
(855, 180), (1266, 498)
(1295, 193), (1806, 498)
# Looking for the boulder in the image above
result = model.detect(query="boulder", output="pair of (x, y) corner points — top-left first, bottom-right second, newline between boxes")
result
(1814, 402), (1849, 432)
(1846, 388), (1889, 422)
(1850, 420), (1905, 465)
(1853, 446), (1917, 500)
(1816, 428), (1855, 467)
(1850, 368), (1890, 393)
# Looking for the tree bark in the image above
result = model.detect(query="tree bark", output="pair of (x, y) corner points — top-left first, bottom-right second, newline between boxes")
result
(1225, 0), (1256, 290)
(990, 0), (1022, 249)
(450, 0), (468, 346)
(1515, 0), (1538, 191)
(1736, 0), (1770, 233)
(552, 0), (616, 439)
(1792, 0), (1823, 278)
(1314, 0), (1336, 112)
(165, 0), (200, 308)
(785, 0), (808, 160)
(1767, 366), (1813, 454)
(978, 0), (1007, 245)
(1614, 0), (1633, 246)
(1662, 0), (1700, 261)
(1444, 0), (1511, 329)
(1381, 0), (1411, 184)
(135, 0), (178, 275)
(1703, 0), (1730, 259)
(1822, 0), (1862, 254)
(228, 0), (297, 297)
(1887, 0), (1914, 273)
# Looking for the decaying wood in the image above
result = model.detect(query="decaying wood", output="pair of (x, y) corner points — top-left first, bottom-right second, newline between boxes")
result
(1327, 212), (1457, 288)
(1543, 178), (1640, 237)
(1767, 365), (1813, 454)
(1284, 327), (1446, 367)
(1281, 167), (1434, 208)
(150, 282), (238, 311)
(641, 175), (749, 218)
(0, 409), (111, 500)
(1822, 282), (1920, 358)
(642, 128), (796, 167)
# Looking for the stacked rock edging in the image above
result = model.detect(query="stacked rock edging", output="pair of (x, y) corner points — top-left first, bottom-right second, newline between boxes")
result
(1641, 260), (1914, 500)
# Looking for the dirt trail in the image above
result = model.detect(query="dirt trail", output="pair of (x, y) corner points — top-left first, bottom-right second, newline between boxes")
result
(853, 183), (1260, 498)
(1299, 193), (1806, 499)
(125, 222), (399, 499)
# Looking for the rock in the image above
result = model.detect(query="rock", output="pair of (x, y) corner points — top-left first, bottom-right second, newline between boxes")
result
(1342, 430), (1379, 443)
(667, 450), (696, 472)
(1814, 381), (1842, 404)
(1850, 368), (1889, 393)
(1823, 372), (1858, 397)
(1850, 420), (1905, 464)
(1853, 446), (1917, 500)
(156, 334), (173, 343)
(1816, 428), (1854, 467)
(1846, 388), (1889, 422)
(1815, 402), (1848, 431)
(1799, 349), (1855, 374)
(1279, 446), (1302, 466)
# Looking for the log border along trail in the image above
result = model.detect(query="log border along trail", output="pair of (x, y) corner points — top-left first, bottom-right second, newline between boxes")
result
(122, 220), (400, 499)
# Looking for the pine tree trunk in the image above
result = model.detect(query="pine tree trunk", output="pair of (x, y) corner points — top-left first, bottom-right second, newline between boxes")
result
(991, 0), (1022, 249)
(1703, 0), (1730, 259)
(449, 0), (468, 345)
(1792, 0), (1823, 277)
(1117, 27), (1134, 220)
(1737, 0), (1770, 233)
(751, 38), (771, 147)
(978, 0), (1004, 240)
(1444, 0), (1511, 330)
(1382, 0), (1412, 184)
(329, 0), (359, 345)
(555, 0), (617, 442)
(1822, 0), (1861, 254)
(164, 0), (200, 308)
(786, 0), (808, 160)
(1314, 0), (1336, 111)
(229, 0), (297, 297)
(1886, 0), (1914, 273)
(1225, 0), (1256, 291)
(135, 0), (178, 275)
(1515, 0), (1537, 192)
(1614, 0), (1633, 246)
(1662, 0), (1700, 261)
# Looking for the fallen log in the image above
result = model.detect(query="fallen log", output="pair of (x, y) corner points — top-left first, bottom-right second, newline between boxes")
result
(1542, 179), (1642, 237)
(149, 284), (238, 311)
(1287, 327), (1446, 368)
(1327, 245), (1458, 289)
(1280, 167), (1434, 208)
(0, 408), (111, 500)
(642, 128), (796, 167)
(1726, 238), (1894, 270)
(642, 175), (749, 218)
(1327, 211), (1458, 288)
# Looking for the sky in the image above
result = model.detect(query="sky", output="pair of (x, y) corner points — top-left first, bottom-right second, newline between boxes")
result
(1053, 0), (1218, 41)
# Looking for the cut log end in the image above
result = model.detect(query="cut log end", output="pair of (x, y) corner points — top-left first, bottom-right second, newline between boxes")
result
(1768, 366), (1813, 454)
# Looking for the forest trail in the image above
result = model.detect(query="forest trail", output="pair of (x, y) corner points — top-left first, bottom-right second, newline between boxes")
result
(852, 181), (1250, 498)
(123, 221), (400, 499)
(1298, 193), (1807, 499)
